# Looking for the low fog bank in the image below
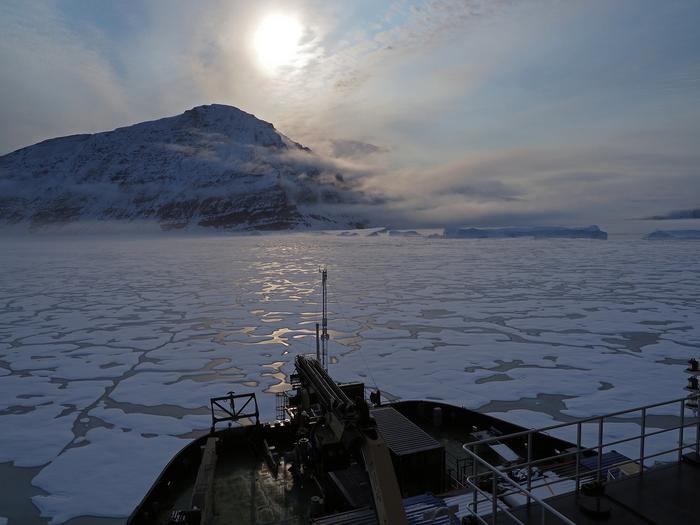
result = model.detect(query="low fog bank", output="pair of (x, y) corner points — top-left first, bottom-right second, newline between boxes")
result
(282, 141), (700, 233)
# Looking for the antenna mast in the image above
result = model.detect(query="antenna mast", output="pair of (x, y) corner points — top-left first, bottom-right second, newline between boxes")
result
(320, 266), (329, 370)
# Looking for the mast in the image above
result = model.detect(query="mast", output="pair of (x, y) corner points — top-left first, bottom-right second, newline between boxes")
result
(320, 266), (329, 370)
(316, 323), (320, 362)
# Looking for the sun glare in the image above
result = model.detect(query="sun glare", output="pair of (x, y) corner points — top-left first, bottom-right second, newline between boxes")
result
(253, 13), (303, 74)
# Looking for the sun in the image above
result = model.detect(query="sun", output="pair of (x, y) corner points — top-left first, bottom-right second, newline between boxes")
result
(253, 13), (303, 74)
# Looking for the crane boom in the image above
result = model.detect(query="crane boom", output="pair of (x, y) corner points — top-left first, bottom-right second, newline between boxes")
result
(361, 434), (410, 525)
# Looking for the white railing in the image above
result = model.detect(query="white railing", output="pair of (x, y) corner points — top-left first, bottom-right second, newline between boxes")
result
(461, 395), (700, 524)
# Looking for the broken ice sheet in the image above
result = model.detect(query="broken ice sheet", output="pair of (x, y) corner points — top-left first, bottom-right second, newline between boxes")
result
(32, 427), (187, 524)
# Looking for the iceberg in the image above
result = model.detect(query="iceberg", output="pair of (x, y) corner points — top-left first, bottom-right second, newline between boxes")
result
(645, 230), (700, 240)
(443, 225), (608, 240)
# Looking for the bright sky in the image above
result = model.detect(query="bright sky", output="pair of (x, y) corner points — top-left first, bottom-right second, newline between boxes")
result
(1, 0), (699, 225)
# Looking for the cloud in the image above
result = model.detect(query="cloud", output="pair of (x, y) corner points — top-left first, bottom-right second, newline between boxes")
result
(329, 139), (388, 159)
(340, 145), (700, 228)
(0, 1), (133, 154)
(0, 0), (538, 156)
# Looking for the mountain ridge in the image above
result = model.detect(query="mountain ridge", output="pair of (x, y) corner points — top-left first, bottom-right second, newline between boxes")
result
(644, 208), (700, 220)
(0, 104), (366, 231)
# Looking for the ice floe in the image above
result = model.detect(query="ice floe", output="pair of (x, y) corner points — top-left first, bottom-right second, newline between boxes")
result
(31, 427), (187, 524)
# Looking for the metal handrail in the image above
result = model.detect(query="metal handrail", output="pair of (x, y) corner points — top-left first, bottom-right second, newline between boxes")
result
(468, 439), (699, 499)
(463, 447), (577, 525)
(461, 395), (700, 523)
(445, 449), (471, 489)
(464, 395), (698, 448)
(493, 420), (698, 473)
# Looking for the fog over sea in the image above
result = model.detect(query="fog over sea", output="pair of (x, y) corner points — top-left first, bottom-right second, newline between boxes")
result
(1, 228), (699, 524)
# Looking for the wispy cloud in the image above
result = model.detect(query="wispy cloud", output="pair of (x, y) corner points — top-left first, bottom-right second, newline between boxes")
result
(328, 139), (388, 159)
(0, 1), (132, 153)
(340, 145), (700, 227)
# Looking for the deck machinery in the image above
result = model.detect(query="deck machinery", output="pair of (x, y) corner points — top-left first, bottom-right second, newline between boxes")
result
(287, 354), (409, 525)
(134, 353), (452, 525)
(137, 354), (448, 525)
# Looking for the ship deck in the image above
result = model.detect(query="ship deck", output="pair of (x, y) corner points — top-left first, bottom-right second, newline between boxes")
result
(130, 400), (582, 525)
(210, 446), (319, 525)
(496, 456), (700, 524)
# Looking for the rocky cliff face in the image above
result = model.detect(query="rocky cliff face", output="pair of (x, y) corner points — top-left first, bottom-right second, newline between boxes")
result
(0, 104), (366, 231)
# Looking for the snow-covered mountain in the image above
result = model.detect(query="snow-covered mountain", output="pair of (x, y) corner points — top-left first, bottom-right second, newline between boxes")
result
(0, 104), (368, 231)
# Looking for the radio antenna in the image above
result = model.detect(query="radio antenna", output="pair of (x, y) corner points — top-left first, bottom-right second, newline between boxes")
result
(320, 266), (329, 370)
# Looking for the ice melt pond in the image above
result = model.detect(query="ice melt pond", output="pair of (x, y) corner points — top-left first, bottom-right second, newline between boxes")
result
(1, 234), (699, 524)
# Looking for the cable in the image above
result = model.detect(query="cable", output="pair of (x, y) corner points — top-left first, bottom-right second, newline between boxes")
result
(325, 268), (380, 391)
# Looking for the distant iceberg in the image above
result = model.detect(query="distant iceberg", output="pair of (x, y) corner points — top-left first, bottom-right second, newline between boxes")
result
(387, 230), (421, 237)
(645, 230), (700, 240)
(443, 225), (608, 240)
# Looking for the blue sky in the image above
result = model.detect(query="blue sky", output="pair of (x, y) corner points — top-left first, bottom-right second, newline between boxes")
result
(1, 0), (699, 225)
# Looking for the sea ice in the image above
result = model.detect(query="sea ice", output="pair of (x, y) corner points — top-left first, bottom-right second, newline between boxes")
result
(0, 234), (698, 523)
(443, 225), (608, 239)
(89, 404), (209, 436)
(387, 230), (421, 237)
(0, 405), (81, 467)
(645, 229), (700, 240)
(31, 427), (187, 524)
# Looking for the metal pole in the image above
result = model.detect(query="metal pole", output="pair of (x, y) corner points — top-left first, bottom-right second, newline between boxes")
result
(472, 445), (478, 514)
(320, 267), (328, 370)
(640, 407), (646, 474)
(575, 422), (581, 497)
(315, 323), (320, 361)
(696, 400), (700, 457)
(527, 432), (533, 507)
(492, 472), (498, 525)
(596, 417), (603, 483)
(679, 399), (685, 462)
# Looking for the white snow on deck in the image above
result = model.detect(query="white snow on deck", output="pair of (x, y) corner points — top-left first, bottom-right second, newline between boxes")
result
(0, 234), (698, 523)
